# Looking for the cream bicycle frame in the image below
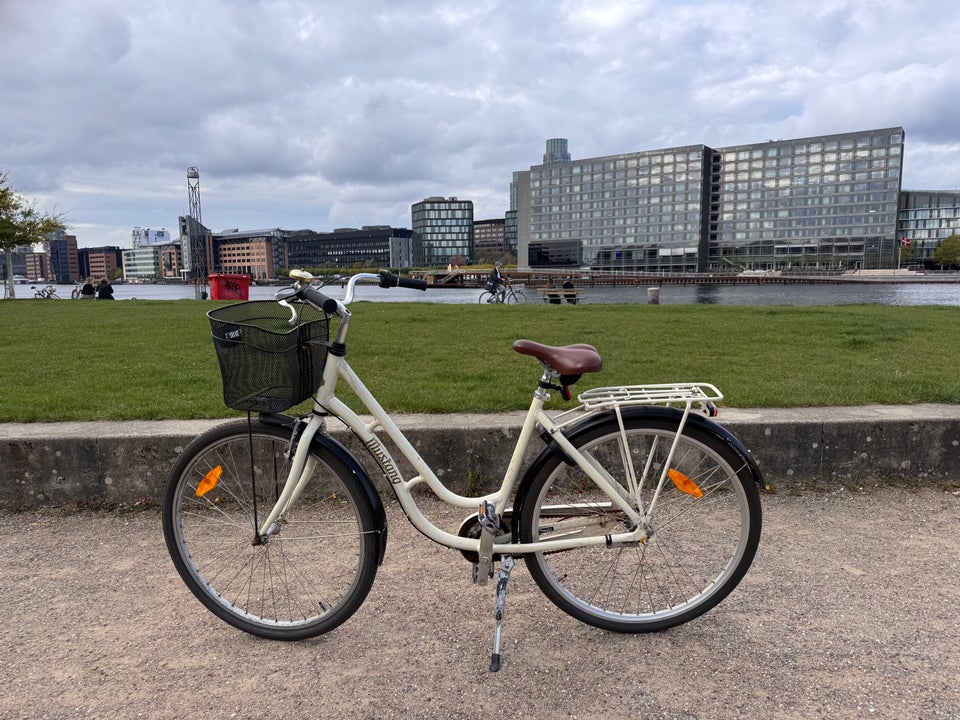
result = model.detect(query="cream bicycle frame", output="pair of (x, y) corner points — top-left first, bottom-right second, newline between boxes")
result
(255, 274), (719, 557)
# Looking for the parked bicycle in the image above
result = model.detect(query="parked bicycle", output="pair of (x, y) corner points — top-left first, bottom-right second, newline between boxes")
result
(163, 270), (764, 671)
(31, 284), (61, 299)
(478, 283), (527, 304)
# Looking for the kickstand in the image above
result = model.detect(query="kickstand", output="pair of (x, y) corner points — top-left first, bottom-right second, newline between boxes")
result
(489, 554), (515, 672)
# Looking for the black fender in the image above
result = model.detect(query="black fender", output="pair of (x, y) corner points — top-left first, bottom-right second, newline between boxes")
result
(259, 413), (388, 565)
(511, 405), (767, 542)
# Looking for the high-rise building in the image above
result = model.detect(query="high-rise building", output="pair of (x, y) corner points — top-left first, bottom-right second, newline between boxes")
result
(159, 243), (183, 280)
(504, 210), (518, 256)
(897, 190), (960, 266)
(543, 138), (571, 164)
(411, 197), (474, 266)
(23, 252), (52, 281)
(123, 245), (160, 282)
(178, 215), (213, 282)
(124, 227), (174, 281)
(473, 219), (506, 261)
(516, 128), (905, 272)
(45, 229), (79, 283)
(79, 246), (123, 280)
(712, 129), (903, 272)
(211, 228), (283, 281)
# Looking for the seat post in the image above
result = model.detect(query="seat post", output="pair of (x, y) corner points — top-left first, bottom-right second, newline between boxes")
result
(534, 366), (557, 401)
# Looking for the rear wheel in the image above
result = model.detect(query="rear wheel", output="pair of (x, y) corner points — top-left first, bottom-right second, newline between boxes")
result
(479, 291), (498, 304)
(162, 420), (381, 639)
(518, 416), (761, 632)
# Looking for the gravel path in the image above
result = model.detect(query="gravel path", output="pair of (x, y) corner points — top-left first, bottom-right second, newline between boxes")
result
(2, 486), (958, 720)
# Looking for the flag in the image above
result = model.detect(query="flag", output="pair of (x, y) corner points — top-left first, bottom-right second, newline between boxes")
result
(900, 238), (912, 247)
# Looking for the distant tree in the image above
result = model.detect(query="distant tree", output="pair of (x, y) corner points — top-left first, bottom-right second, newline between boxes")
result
(1, 171), (66, 299)
(933, 234), (960, 270)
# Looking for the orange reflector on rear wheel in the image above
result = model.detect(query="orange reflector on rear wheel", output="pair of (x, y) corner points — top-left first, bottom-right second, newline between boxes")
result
(196, 466), (223, 497)
(667, 469), (703, 498)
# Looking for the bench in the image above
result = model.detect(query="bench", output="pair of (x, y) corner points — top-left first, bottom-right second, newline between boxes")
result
(536, 287), (585, 304)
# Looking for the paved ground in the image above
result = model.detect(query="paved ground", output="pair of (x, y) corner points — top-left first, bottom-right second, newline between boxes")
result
(2, 486), (958, 720)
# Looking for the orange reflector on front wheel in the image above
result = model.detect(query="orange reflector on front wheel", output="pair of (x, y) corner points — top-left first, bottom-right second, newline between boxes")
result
(667, 469), (703, 498)
(196, 466), (223, 497)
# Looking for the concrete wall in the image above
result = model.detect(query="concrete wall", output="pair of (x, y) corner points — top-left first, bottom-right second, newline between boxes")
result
(2, 405), (960, 509)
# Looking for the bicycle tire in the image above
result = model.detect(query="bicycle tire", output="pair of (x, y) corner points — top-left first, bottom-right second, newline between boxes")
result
(506, 290), (526, 304)
(162, 419), (381, 640)
(478, 291), (498, 304)
(518, 415), (761, 632)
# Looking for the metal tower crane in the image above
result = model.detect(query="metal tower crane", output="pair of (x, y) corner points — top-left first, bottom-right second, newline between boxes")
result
(185, 167), (209, 299)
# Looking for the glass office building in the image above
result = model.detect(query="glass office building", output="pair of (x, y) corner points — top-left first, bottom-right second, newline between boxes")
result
(714, 128), (904, 272)
(517, 128), (905, 272)
(897, 190), (960, 266)
(523, 144), (710, 271)
(285, 226), (414, 269)
(411, 196), (474, 267)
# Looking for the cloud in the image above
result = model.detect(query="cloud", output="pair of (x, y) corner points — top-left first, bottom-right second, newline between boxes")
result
(2, 0), (960, 247)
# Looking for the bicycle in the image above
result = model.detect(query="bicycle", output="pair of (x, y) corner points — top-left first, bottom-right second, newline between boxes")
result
(31, 284), (61, 299)
(162, 269), (764, 671)
(479, 283), (526, 304)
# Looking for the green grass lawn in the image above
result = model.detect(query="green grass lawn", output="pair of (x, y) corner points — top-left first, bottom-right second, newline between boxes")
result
(2, 298), (960, 422)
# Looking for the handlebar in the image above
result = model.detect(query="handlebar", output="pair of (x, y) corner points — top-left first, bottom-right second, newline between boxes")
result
(276, 269), (428, 326)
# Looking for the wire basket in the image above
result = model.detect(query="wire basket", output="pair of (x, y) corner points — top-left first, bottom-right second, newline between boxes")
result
(208, 300), (330, 413)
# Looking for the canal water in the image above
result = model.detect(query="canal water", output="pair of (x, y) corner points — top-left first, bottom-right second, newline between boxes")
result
(12, 281), (960, 306)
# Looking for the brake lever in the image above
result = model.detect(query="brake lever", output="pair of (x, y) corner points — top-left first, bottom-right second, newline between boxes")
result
(277, 296), (298, 326)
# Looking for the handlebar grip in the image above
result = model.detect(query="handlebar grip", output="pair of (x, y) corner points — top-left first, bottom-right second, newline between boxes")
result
(378, 269), (428, 291)
(397, 277), (428, 291)
(301, 285), (339, 315)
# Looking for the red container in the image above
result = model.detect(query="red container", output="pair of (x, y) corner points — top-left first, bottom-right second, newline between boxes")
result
(208, 274), (251, 301)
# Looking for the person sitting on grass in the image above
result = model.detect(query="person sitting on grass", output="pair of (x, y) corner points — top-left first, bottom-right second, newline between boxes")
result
(80, 277), (96, 299)
(96, 278), (115, 300)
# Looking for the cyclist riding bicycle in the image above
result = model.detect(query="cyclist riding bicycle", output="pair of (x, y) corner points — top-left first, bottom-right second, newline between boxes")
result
(484, 262), (508, 302)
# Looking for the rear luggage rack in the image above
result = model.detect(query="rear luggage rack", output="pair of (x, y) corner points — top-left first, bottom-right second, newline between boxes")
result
(577, 383), (723, 410)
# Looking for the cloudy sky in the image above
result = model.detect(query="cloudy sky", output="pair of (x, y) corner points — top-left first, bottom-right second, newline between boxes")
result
(3, 0), (960, 249)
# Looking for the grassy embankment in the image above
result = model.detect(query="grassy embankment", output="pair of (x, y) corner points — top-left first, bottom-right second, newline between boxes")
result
(2, 299), (959, 422)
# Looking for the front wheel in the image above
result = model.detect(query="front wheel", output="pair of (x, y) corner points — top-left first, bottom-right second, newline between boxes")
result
(162, 420), (381, 640)
(518, 416), (761, 632)
(505, 289), (526, 304)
